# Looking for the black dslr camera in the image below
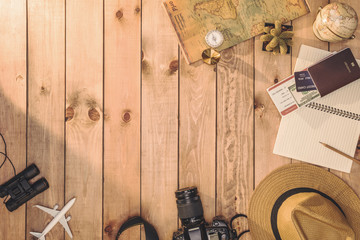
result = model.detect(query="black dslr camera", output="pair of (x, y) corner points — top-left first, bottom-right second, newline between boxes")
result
(0, 164), (49, 212)
(173, 187), (237, 240)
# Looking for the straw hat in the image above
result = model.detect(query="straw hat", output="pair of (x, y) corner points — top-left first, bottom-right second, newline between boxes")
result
(248, 164), (360, 240)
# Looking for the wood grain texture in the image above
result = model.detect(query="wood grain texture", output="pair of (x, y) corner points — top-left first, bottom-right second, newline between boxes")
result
(216, 41), (254, 239)
(356, 137), (360, 159)
(328, 0), (360, 196)
(179, 58), (216, 222)
(1, 1), (360, 239)
(254, 31), (291, 186)
(27, 1), (65, 239)
(65, 0), (103, 239)
(141, 0), (178, 238)
(291, 0), (329, 70)
(103, 0), (141, 239)
(290, 0), (329, 165)
(0, 1), (27, 239)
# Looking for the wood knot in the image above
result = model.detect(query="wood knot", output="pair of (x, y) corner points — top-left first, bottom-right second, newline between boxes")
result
(254, 102), (265, 118)
(274, 78), (279, 83)
(40, 86), (50, 95)
(135, 7), (141, 14)
(116, 10), (123, 19)
(122, 111), (131, 123)
(141, 50), (144, 61)
(169, 60), (178, 72)
(88, 108), (100, 121)
(254, 103), (265, 109)
(16, 75), (24, 81)
(104, 225), (113, 234)
(142, 60), (151, 75)
(221, 48), (233, 62)
(66, 107), (74, 122)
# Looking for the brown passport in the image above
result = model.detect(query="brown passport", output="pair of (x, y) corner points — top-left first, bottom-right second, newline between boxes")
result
(307, 48), (360, 97)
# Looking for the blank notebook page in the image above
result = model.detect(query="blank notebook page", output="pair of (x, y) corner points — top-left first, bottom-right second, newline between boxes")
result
(274, 45), (360, 173)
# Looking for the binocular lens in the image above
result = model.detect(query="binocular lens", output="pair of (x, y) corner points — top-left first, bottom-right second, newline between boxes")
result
(32, 178), (50, 192)
(5, 198), (18, 212)
(23, 164), (40, 180)
(175, 187), (204, 225)
(0, 186), (7, 198)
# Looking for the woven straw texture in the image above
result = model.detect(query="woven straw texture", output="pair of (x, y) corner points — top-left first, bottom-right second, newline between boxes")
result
(248, 164), (360, 240)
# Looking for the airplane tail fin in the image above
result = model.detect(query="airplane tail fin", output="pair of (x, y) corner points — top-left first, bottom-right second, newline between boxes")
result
(30, 232), (45, 240)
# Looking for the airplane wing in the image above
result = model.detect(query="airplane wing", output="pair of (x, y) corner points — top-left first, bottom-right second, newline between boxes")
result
(59, 216), (73, 239)
(30, 232), (45, 240)
(34, 205), (59, 217)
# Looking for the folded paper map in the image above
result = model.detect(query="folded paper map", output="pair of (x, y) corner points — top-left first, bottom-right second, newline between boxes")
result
(163, 0), (310, 64)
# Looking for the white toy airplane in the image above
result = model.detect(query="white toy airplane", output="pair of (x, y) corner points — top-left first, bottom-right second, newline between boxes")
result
(30, 198), (76, 240)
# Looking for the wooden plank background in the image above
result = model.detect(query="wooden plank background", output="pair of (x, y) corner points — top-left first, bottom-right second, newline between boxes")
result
(103, 0), (141, 239)
(27, 1), (65, 240)
(0, 1), (27, 240)
(0, 0), (359, 239)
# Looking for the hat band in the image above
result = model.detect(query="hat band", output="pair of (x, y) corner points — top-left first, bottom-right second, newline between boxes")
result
(270, 188), (345, 240)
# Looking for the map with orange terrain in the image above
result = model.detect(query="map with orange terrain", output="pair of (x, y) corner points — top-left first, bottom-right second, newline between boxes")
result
(163, 0), (310, 64)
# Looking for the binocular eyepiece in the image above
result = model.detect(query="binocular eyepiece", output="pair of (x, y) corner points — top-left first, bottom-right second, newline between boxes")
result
(0, 164), (49, 212)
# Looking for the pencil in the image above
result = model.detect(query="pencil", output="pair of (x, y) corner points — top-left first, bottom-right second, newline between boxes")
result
(320, 142), (360, 165)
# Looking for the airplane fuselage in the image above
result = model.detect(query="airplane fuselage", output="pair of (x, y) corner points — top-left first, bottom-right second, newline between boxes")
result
(38, 198), (76, 238)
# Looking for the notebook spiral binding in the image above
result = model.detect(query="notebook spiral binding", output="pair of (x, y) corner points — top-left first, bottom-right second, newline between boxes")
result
(306, 102), (360, 121)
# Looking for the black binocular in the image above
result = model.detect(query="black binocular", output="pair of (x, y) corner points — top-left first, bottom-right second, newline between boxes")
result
(0, 164), (49, 212)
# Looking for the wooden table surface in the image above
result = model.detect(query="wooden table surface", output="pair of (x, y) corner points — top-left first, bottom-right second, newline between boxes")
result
(0, 0), (359, 239)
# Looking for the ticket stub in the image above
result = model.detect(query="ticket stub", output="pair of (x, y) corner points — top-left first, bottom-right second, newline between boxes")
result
(267, 74), (320, 116)
(294, 70), (317, 92)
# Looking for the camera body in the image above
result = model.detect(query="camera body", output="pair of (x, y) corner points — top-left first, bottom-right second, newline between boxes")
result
(0, 164), (49, 212)
(173, 187), (237, 240)
(173, 217), (236, 240)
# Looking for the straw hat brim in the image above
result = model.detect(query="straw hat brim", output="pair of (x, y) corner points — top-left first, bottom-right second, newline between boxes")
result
(248, 163), (360, 240)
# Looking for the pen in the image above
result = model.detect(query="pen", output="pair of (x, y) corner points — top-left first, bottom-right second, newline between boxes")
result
(320, 142), (360, 165)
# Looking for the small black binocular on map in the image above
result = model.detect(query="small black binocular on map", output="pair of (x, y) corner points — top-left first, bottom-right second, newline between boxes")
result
(0, 164), (49, 212)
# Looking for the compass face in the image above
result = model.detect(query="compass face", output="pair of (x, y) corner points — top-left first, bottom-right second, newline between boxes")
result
(205, 30), (224, 48)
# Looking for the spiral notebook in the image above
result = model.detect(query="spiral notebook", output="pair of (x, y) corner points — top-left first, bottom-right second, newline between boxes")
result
(274, 45), (360, 173)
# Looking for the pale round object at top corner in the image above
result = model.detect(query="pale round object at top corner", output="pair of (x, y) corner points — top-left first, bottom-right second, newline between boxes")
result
(205, 30), (224, 48)
(313, 2), (358, 42)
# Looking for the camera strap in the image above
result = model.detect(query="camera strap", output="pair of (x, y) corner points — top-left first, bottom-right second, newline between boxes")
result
(115, 216), (159, 240)
(116, 215), (248, 240)
(230, 214), (250, 239)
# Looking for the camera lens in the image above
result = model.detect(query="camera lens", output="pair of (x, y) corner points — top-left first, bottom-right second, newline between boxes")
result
(175, 187), (204, 226)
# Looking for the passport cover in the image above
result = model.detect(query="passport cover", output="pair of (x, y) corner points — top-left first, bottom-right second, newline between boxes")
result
(308, 48), (360, 97)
